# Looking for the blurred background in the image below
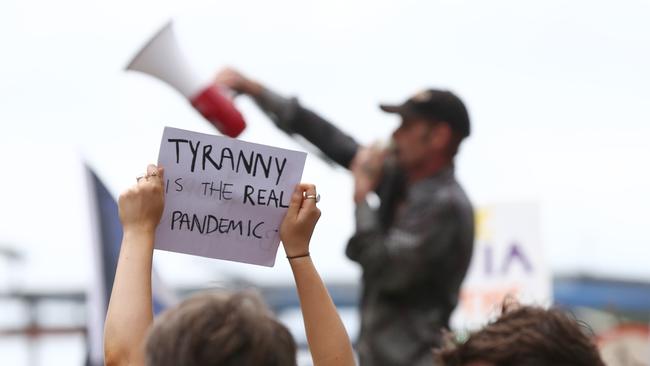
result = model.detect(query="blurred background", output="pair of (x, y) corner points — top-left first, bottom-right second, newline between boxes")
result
(1, 0), (649, 365)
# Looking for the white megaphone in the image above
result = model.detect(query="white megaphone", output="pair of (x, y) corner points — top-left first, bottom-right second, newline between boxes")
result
(126, 21), (246, 137)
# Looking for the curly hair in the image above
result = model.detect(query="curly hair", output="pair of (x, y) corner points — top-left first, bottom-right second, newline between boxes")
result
(436, 305), (605, 366)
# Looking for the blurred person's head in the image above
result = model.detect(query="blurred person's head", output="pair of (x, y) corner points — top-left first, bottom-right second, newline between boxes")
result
(145, 290), (297, 366)
(380, 89), (470, 173)
(435, 304), (605, 366)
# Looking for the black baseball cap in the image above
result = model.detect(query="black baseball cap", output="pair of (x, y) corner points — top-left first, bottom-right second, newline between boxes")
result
(380, 89), (471, 138)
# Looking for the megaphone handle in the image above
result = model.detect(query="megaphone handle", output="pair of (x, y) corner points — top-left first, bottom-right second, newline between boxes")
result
(191, 85), (246, 138)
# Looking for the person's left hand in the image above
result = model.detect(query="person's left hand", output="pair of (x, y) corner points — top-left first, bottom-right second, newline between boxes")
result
(118, 164), (165, 233)
(350, 145), (387, 204)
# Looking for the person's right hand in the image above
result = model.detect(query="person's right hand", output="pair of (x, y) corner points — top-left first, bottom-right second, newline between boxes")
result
(215, 68), (262, 97)
(118, 164), (165, 233)
(280, 183), (321, 258)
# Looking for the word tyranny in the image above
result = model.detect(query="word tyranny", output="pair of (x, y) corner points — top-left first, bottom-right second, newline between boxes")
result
(167, 138), (288, 185)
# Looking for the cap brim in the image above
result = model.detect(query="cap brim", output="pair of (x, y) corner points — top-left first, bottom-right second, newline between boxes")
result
(380, 103), (423, 120)
(379, 104), (406, 114)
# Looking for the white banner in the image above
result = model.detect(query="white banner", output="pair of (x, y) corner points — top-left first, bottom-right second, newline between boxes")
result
(451, 202), (552, 331)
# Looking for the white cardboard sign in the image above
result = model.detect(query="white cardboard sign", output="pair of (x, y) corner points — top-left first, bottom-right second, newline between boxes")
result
(155, 127), (307, 266)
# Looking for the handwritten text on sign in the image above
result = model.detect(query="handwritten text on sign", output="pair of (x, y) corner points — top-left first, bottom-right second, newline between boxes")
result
(155, 127), (307, 266)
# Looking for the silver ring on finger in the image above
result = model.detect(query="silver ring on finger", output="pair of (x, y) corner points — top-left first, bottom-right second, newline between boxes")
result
(305, 193), (320, 203)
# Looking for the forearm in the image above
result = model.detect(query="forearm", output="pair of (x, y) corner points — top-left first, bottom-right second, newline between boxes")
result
(104, 229), (155, 366)
(290, 257), (355, 366)
(253, 87), (360, 168)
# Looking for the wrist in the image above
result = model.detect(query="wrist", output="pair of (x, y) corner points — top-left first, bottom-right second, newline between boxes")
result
(242, 79), (263, 97)
(354, 189), (370, 204)
(283, 241), (310, 259)
(287, 254), (313, 268)
(123, 225), (156, 243)
(287, 252), (310, 260)
(354, 193), (365, 204)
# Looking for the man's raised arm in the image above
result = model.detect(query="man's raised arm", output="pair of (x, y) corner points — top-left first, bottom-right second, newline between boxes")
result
(216, 68), (360, 169)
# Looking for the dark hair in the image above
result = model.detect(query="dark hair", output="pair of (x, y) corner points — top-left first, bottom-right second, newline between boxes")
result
(436, 305), (606, 366)
(446, 127), (465, 158)
(145, 290), (297, 366)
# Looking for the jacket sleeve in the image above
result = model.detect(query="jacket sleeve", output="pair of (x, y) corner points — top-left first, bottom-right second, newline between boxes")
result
(253, 88), (360, 169)
(346, 195), (461, 295)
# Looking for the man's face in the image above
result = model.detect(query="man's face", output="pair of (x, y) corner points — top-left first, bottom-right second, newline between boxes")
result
(391, 117), (436, 170)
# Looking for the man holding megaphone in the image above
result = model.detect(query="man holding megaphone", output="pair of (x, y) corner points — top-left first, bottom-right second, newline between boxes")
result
(216, 68), (475, 366)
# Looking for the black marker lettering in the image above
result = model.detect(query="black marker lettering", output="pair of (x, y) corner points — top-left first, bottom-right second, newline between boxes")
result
(257, 189), (267, 205)
(219, 148), (234, 171)
(188, 139), (201, 172)
(254, 153), (272, 179)
(237, 150), (254, 174)
(206, 215), (219, 234)
(252, 221), (264, 239)
(202, 144), (220, 170)
(279, 189), (289, 208)
(243, 185), (255, 205)
(274, 157), (287, 185)
(268, 189), (279, 208)
(171, 211), (183, 230)
(167, 139), (189, 164)
(192, 215), (206, 234)
(229, 219), (243, 235)
(222, 183), (233, 200)
(218, 218), (230, 234)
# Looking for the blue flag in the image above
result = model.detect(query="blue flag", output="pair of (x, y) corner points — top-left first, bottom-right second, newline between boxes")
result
(85, 165), (175, 365)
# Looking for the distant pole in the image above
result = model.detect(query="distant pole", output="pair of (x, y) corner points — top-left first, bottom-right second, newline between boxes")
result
(26, 297), (38, 366)
(0, 244), (31, 364)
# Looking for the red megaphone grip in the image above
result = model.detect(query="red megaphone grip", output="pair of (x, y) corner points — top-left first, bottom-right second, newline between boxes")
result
(191, 85), (246, 138)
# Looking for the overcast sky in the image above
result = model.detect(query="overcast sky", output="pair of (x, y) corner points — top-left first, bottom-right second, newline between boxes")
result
(0, 0), (649, 292)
